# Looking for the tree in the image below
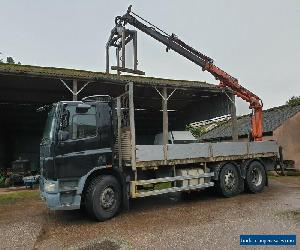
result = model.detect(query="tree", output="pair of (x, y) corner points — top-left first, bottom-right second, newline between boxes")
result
(286, 96), (300, 106)
(6, 57), (15, 64)
(0, 53), (21, 64)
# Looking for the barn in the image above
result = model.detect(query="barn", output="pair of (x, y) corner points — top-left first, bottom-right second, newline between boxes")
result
(0, 63), (233, 172)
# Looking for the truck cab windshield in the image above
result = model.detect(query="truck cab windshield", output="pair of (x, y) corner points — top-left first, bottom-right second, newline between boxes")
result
(41, 105), (57, 144)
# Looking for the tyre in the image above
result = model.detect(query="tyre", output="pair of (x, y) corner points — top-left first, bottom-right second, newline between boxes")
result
(85, 175), (121, 221)
(217, 163), (241, 197)
(245, 161), (266, 193)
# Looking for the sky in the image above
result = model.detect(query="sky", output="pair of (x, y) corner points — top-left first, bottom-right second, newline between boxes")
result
(0, 0), (299, 115)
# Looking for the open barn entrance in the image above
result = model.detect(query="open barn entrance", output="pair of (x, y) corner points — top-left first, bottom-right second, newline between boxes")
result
(0, 103), (46, 171)
(0, 64), (232, 173)
(131, 84), (231, 145)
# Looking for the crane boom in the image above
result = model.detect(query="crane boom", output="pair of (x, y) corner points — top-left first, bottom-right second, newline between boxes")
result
(115, 6), (263, 141)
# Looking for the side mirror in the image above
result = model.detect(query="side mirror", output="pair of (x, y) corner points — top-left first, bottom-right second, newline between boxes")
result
(58, 130), (69, 141)
(61, 109), (70, 129)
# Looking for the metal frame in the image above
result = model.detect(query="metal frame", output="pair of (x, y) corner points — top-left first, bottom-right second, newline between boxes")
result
(115, 82), (136, 172)
(153, 87), (177, 162)
(59, 79), (92, 101)
(106, 26), (144, 75)
(128, 82), (136, 170)
(112, 6), (264, 141)
(116, 97), (122, 168)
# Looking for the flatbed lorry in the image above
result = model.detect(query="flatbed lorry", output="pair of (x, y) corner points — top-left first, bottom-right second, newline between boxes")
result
(40, 86), (279, 221)
(40, 7), (279, 221)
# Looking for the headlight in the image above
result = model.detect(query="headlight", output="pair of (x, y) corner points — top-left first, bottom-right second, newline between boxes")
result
(44, 180), (57, 193)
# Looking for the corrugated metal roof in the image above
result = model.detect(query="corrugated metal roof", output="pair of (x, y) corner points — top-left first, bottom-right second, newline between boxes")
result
(200, 104), (300, 140)
(0, 64), (218, 90)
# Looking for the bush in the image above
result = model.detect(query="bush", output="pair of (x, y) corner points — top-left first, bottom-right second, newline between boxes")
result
(286, 96), (300, 106)
(186, 125), (207, 138)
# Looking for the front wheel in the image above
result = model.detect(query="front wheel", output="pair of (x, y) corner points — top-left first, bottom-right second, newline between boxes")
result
(85, 175), (121, 221)
(245, 161), (266, 193)
(217, 163), (241, 197)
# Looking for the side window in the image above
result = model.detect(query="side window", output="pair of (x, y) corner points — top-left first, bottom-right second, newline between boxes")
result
(72, 114), (97, 139)
(62, 105), (97, 140)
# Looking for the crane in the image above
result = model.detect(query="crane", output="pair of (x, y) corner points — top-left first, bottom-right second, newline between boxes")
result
(112, 6), (263, 141)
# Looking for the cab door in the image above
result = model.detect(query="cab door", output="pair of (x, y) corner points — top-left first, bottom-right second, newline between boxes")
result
(54, 104), (101, 178)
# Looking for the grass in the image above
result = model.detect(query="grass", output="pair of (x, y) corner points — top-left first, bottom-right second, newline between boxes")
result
(154, 182), (172, 190)
(267, 174), (284, 179)
(268, 172), (300, 178)
(0, 190), (40, 205)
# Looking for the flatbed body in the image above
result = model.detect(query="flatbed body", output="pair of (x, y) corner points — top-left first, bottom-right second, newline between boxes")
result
(135, 141), (278, 168)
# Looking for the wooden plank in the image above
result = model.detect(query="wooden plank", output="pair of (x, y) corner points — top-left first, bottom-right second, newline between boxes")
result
(230, 94), (238, 141)
(133, 31), (138, 71)
(162, 87), (168, 162)
(72, 79), (77, 101)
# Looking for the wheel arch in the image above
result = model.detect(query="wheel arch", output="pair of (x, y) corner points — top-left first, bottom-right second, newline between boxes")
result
(212, 161), (242, 181)
(213, 161), (244, 197)
(79, 166), (129, 210)
(244, 158), (268, 186)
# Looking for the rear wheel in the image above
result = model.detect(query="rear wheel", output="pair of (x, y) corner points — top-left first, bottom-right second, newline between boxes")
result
(217, 163), (241, 197)
(245, 161), (266, 193)
(85, 175), (121, 221)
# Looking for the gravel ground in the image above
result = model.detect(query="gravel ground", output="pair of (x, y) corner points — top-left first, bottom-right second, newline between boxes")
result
(0, 176), (299, 250)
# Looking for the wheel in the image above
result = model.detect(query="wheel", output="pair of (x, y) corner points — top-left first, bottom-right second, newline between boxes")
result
(85, 175), (121, 221)
(217, 163), (241, 197)
(245, 161), (266, 193)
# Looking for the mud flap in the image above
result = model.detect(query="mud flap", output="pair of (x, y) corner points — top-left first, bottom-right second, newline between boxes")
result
(122, 183), (130, 210)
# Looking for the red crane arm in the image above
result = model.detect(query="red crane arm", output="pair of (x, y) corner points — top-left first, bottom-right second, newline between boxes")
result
(114, 6), (264, 141)
(204, 63), (263, 141)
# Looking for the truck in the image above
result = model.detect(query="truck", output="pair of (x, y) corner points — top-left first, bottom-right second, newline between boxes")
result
(40, 7), (280, 221)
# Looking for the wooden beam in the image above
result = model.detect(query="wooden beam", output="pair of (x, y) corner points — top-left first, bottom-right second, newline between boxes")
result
(162, 87), (168, 162)
(231, 94), (238, 141)
(72, 79), (78, 101)
(133, 31), (138, 71)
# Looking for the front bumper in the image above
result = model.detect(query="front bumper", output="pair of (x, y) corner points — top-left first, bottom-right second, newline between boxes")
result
(40, 177), (81, 210)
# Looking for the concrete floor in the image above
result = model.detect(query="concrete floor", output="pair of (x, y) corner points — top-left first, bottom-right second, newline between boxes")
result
(0, 176), (299, 250)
